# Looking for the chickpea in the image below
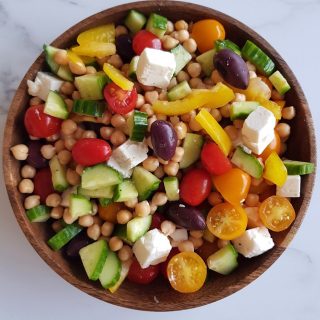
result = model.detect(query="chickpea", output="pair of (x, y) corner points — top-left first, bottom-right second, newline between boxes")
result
(108, 54), (123, 69)
(61, 119), (77, 135)
(87, 224), (101, 240)
(64, 99), (74, 112)
(71, 90), (81, 100)
(110, 129), (126, 146)
(158, 157), (168, 165)
(86, 66), (97, 74)
(66, 169), (80, 186)
(64, 137), (76, 150)
(19, 179), (34, 194)
(211, 69), (223, 84)
(124, 197), (138, 208)
(189, 236), (203, 249)
(135, 201), (151, 217)
(189, 77), (202, 89)
(152, 192), (168, 207)
(189, 117), (202, 131)
(111, 114), (126, 128)
(208, 192), (223, 206)
(190, 230), (204, 239)
(183, 38), (197, 53)
(276, 123), (291, 141)
(46, 133), (60, 142)
(63, 208), (77, 224)
(282, 106), (296, 120)
(156, 114), (167, 121)
(21, 165), (36, 179)
(150, 203), (157, 214)
(161, 220), (176, 236)
(203, 77), (214, 86)
(24, 195), (40, 210)
(164, 161), (179, 176)
(10, 144), (28, 160)
(60, 82), (75, 95)
(176, 29), (189, 42)
(69, 62), (86, 75)
(234, 93), (246, 102)
(169, 116), (180, 126)
(233, 119), (244, 129)
(181, 110), (196, 122)
(109, 236), (123, 252)
(168, 77), (178, 90)
(158, 90), (168, 101)
(136, 94), (145, 108)
(166, 20), (174, 34)
(117, 209), (133, 224)
(40, 144), (55, 160)
(99, 111), (112, 125)
(78, 215), (94, 227)
(178, 240), (194, 252)
(211, 108), (222, 122)
(54, 139), (65, 153)
(101, 221), (114, 236)
(187, 62), (201, 78)
(115, 25), (128, 37)
(145, 90), (159, 104)
(174, 121), (187, 139)
(140, 103), (154, 116)
(162, 35), (179, 50)
(46, 193), (61, 207)
(50, 206), (63, 219)
(142, 156), (159, 172)
(118, 245), (133, 262)
(30, 97), (42, 106)
(224, 125), (238, 140)
(57, 149), (72, 165)
(75, 164), (84, 175)
(171, 147), (184, 163)
(54, 49), (68, 65)
(100, 126), (114, 140)
(220, 104), (231, 118)
(175, 20), (188, 30)
(217, 239), (230, 249)
(82, 130), (97, 139)
(154, 165), (165, 179)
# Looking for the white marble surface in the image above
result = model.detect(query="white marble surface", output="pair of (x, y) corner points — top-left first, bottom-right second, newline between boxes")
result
(0, 0), (319, 319)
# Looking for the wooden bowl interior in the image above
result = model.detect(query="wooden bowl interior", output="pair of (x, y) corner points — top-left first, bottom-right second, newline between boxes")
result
(2, 0), (316, 311)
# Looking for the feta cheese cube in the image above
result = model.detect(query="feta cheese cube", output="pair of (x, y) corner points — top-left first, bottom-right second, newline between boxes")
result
(169, 228), (188, 242)
(276, 175), (301, 197)
(232, 227), (274, 258)
(242, 130), (274, 155)
(133, 229), (172, 268)
(136, 48), (176, 89)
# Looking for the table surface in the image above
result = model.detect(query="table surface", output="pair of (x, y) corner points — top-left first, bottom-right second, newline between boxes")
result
(1, 0), (319, 319)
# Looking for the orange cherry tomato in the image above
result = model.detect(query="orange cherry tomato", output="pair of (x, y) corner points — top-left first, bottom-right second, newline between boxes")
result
(259, 196), (296, 232)
(167, 252), (207, 293)
(191, 19), (225, 53)
(213, 168), (251, 205)
(259, 131), (281, 161)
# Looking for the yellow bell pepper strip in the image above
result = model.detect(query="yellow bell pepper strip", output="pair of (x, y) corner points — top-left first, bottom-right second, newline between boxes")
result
(256, 98), (282, 120)
(152, 82), (235, 116)
(77, 24), (115, 44)
(72, 42), (116, 59)
(103, 63), (134, 91)
(67, 50), (85, 67)
(263, 151), (287, 186)
(195, 109), (232, 156)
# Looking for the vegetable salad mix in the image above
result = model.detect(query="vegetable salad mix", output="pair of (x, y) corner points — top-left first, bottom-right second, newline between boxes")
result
(10, 10), (314, 294)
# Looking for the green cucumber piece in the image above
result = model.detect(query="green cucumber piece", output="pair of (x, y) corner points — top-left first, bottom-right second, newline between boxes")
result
(230, 101), (259, 120)
(231, 146), (263, 179)
(242, 40), (275, 76)
(146, 13), (167, 38)
(49, 155), (69, 192)
(180, 133), (204, 169)
(113, 225), (133, 245)
(99, 198), (113, 207)
(132, 166), (161, 201)
(113, 179), (138, 202)
(56, 65), (74, 82)
(268, 70), (291, 95)
(124, 10), (147, 34)
(70, 194), (92, 219)
(127, 110), (148, 142)
(99, 250), (121, 288)
(171, 45), (192, 75)
(72, 99), (106, 117)
(79, 240), (108, 280)
(48, 223), (82, 251)
(127, 215), (152, 242)
(26, 205), (50, 222)
(207, 243), (238, 275)
(167, 80), (192, 101)
(81, 164), (123, 190)
(283, 160), (315, 175)
(163, 177), (179, 201)
(78, 186), (114, 199)
(215, 39), (241, 56)
(196, 49), (216, 77)
(109, 260), (132, 293)
(44, 90), (68, 119)
(128, 56), (139, 80)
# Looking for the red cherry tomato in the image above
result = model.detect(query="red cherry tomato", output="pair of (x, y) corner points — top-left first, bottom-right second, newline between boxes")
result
(201, 142), (232, 175)
(132, 30), (162, 55)
(160, 248), (180, 278)
(127, 258), (160, 284)
(33, 167), (55, 203)
(103, 83), (137, 115)
(180, 168), (212, 206)
(24, 105), (62, 138)
(72, 138), (112, 166)
(150, 212), (165, 230)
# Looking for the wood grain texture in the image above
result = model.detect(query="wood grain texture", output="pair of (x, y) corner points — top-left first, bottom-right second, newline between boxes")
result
(2, 0), (316, 311)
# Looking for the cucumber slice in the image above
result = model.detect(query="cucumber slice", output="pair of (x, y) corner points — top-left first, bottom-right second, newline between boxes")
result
(215, 39), (241, 56)
(81, 164), (123, 190)
(79, 240), (108, 280)
(128, 56), (139, 80)
(72, 99), (106, 117)
(127, 110), (148, 142)
(195, 49), (216, 76)
(113, 179), (138, 202)
(230, 101), (259, 120)
(78, 186), (114, 199)
(132, 166), (161, 201)
(268, 70), (291, 95)
(113, 225), (133, 245)
(167, 80), (192, 101)
(26, 205), (50, 222)
(163, 177), (179, 201)
(146, 13), (167, 38)
(180, 133), (204, 169)
(48, 223), (83, 251)
(207, 243), (238, 275)
(231, 146), (263, 179)
(171, 45), (192, 75)
(44, 91), (68, 119)
(99, 251), (121, 288)
(56, 65), (73, 82)
(124, 10), (147, 34)
(283, 160), (315, 175)
(242, 40), (275, 76)
(49, 155), (69, 192)
(99, 198), (113, 207)
(70, 194), (92, 219)
(127, 215), (152, 242)
(109, 260), (132, 293)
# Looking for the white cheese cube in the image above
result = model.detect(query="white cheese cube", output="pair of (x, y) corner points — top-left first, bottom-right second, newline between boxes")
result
(169, 228), (188, 242)
(232, 227), (274, 258)
(107, 156), (133, 178)
(136, 48), (176, 89)
(133, 229), (172, 268)
(242, 130), (274, 155)
(276, 175), (301, 197)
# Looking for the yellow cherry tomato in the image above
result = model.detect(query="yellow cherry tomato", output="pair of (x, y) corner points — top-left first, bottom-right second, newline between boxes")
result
(263, 151), (287, 186)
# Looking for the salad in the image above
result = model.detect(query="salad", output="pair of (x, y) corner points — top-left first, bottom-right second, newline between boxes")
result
(10, 9), (315, 294)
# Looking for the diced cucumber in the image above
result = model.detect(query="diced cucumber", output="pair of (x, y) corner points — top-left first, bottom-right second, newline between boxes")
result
(180, 133), (204, 169)
(72, 99), (106, 117)
(49, 155), (69, 192)
(132, 166), (161, 201)
(44, 90), (69, 119)
(167, 80), (192, 101)
(99, 198), (113, 207)
(283, 160), (315, 175)
(47, 223), (83, 251)
(171, 45), (192, 75)
(127, 110), (148, 142)
(109, 260), (132, 293)
(113, 179), (138, 202)
(207, 244), (238, 275)
(146, 13), (167, 38)
(231, 146), (263, 179)
(56, 65), (74, 82)
(81, 164), (123, 190)
(79, 240), (108, 280)
(163, 177), (179, 201)
(124, 10), (147, 34)
(78, 186), (114, 199)
(269, 70), (291, 95)
(127, 215), (152, 242)
(70, 194), (92, 219)
(26, 205), (50, 222)
(128, 56), (139, 80)
(215, 39), (241, 56)
(195, 49), (216, 77)
(230, 101), (259, 120)
(113, 225), (133, 245)
(99, 250), (121, 288)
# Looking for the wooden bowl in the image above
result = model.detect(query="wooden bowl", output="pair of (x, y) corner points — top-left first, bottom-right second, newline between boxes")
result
(3, 0), (316, 311)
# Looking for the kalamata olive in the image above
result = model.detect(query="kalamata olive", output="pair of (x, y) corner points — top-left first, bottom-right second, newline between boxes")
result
(65, 233), (91, 258)
(166, 202), (206, 230)
(150, 120), (177, 161)
(214, 49), (249, 89)
(115, 34), (135, 63)
(27, 140), (47, 169)
(33, 167), (55, 203)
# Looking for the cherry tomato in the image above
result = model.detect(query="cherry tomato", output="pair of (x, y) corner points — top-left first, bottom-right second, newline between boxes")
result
(127, 258), (160, 284)
(167, 252), (207, 293)
(132, 30), (162, 55)
(160, 248), (180, 278)
(24, 105), (62, 138)
(33, 167), (55, 203)
(104, 83), (137, 115)
(206, 203), (248, 240)
(259, 131), (281, 161)
(180, 168), (212, 206)
(150, 212), (165, 230)
(191, 19), (225, 53)
(259, 196), (296, 232)
(201, 142), (232, 175)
